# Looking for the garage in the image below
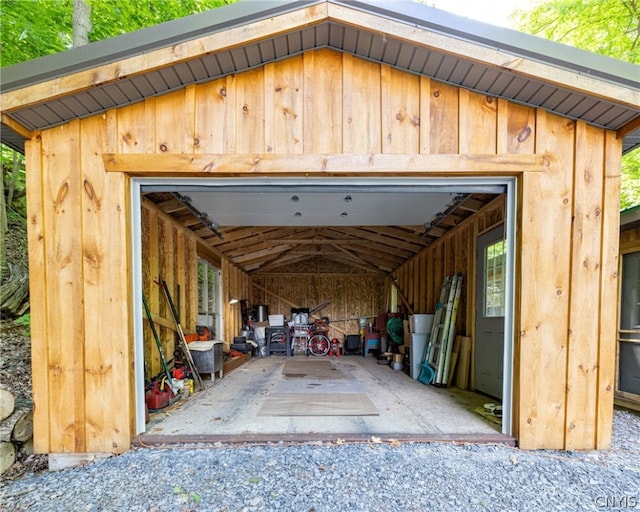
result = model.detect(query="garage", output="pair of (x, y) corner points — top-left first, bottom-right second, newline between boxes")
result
(133, 177), (514, 444)
(1, 0), (638, 462)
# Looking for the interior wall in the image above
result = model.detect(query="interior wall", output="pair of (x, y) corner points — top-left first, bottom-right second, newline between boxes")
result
(251, 258), (387, 340)
(222, 258), (251, 345)
(140, 200), (198, 380)
(393, 195), (506, 386)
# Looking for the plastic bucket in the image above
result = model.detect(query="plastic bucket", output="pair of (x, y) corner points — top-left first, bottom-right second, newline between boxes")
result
(412, 314), (434, 334)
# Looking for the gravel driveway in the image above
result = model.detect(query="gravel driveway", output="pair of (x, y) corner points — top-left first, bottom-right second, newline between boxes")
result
(1, 410), (638, 512)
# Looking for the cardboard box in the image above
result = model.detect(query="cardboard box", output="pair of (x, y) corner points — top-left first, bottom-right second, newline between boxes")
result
(268, 314), (284, 326)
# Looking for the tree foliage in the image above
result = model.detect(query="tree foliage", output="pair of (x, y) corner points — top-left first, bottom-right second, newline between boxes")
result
(1, 0), (236, 67)
(513, 0), (640, 208)
(513, 0), (640, 63)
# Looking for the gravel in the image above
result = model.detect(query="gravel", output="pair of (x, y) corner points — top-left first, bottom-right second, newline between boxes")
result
(1, 410), (638, 512)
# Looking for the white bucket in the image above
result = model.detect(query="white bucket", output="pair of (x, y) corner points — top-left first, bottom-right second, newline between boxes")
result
(412, 314), (434, 334)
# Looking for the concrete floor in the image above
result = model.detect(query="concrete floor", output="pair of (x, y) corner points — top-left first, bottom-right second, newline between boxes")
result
(142, 355), (510, 444)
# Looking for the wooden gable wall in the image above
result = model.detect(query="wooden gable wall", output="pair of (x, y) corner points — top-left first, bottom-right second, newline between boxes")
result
(26, 49), (620, 455)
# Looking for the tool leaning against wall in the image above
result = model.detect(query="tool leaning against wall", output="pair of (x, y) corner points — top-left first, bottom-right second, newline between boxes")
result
(155, 279), (204, 391)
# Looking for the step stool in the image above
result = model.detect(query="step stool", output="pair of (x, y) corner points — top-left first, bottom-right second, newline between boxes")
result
(363, 333), (381, 357)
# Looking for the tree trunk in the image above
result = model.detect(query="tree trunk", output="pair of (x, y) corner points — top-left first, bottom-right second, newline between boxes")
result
(0, 385), (15, 422)
(73, 0), (92, 47)
(0, 441), (16, 474)
(0, 262), (29, 316)
(0, 398), (33, 443)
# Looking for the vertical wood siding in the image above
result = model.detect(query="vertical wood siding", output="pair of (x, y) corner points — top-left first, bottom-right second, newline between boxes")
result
(26, 48), (620, 453)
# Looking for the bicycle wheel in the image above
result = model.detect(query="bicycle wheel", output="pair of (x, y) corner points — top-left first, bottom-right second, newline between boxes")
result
(308, 333), (330, 356)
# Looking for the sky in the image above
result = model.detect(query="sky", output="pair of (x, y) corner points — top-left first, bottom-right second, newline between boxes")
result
(426, 0), (541, 28)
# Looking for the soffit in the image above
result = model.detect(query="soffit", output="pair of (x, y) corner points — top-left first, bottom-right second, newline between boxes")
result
(1, 0), (638, 154)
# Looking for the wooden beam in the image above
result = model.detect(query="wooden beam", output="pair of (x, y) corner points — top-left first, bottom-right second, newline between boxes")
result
(387, 274), (414, 315)
(617, 115), (640, 139)
(1, 114), (33, 140)
(103, 153), (551, 176)
(330, 244), (386, 275)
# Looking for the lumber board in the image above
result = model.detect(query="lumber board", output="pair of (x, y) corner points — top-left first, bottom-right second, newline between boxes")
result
(42, 120), (86, 453)
(236, 68), (265, 154)
(25, 135), (50, 454)
(429, 82), (459, 154)
(194, 78), (227, 154)
(304, 49), (342, 154)
(153, 90), (188, 154)
(454, 336), (472, 390)
(116, 100), (147, 153)
(564, 122), (605, 450)
(498, 99), (536, 155)
(80, 114), (132, 453)
(419, 76), (431, 154)
(381, 65), (420, 154)
(595, 129), (622, 449)
(102, 153), (551, 176)
(459, 89), (497, 154)
(517, 110), (574, 450)
(272, 57), (305, 154)
(343, 53), (381, 153)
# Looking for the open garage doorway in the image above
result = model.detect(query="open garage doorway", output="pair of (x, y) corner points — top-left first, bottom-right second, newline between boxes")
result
(130, 177), (517, 442)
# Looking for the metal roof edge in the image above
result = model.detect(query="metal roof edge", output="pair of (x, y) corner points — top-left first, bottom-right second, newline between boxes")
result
(621, 203), (640, 219)
(0, 0), (324, 92)
(334, 0), (640, 91)
(2, 0), (638, 95)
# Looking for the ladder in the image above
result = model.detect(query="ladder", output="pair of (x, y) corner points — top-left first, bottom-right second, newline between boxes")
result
(426, 273), (463, 387)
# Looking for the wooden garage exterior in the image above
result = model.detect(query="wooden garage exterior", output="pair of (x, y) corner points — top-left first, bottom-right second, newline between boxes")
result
(1, 1), (637, 457)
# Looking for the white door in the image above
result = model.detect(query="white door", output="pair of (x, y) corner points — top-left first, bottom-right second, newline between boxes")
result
(475, 225), (506, 399)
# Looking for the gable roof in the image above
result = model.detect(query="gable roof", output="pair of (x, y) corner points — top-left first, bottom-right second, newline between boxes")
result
(1, 0), (639, 154)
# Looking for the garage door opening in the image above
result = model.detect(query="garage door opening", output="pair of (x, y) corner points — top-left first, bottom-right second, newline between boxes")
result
(130, 177), (516, 443)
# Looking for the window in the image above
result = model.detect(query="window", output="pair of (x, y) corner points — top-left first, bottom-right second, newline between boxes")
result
(198, 259), (221, 339)
(484, 239), (506, 317)
(620, 251), (640, 331)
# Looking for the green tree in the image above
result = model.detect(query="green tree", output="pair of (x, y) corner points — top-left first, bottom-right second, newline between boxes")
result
(1, 0), (236, 67)
(1, 0), (237, 316)
(513, 0), (640, 209)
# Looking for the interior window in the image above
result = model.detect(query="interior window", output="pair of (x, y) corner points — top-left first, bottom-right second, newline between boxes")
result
(484, 239), (506, 317)
(198, 258), (221, 338)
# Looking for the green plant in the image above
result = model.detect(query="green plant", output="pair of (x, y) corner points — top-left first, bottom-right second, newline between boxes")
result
(13, 312), (31, 334)
(172, 485), (202, 507)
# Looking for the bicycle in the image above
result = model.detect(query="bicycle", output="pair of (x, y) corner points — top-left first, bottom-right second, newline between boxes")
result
(290, 319), (330, 356)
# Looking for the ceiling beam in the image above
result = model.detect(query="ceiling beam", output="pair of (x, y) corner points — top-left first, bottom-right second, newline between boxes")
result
(104, 152), (551, 175)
